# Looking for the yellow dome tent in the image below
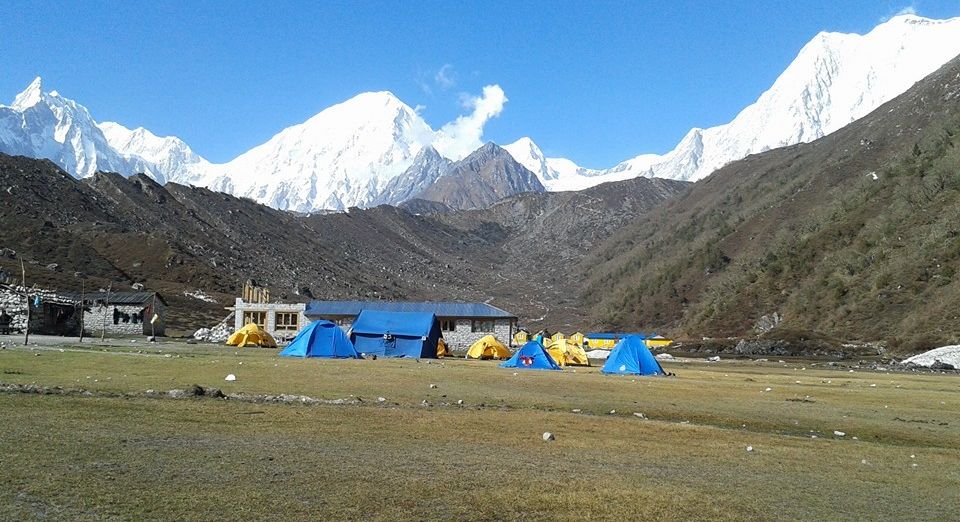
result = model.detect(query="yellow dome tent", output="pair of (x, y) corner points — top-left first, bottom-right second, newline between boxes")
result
(226, 323), (277, 348)
(512, 329), (529, 345)
(568, 332), (585, 346)
(545, 339), (591, 366)
(550, 332), (566, 343)
(466, 335), (511, 359)
(545, 342), (566, 367)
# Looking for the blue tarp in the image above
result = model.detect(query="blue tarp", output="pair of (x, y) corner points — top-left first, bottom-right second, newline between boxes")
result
(586, 332), (652, 340)
(279, 320), (359, 358)
(601, 335), (666, 376)
(500, 340), (563, 371)
(349, 310), (441, 358)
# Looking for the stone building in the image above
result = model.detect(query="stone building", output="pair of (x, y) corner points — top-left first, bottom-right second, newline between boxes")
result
(80, 291), (167, 337)
(230, 298), (307, 340)
(304, 300), (518, 351)
(0, 285), (166, 337)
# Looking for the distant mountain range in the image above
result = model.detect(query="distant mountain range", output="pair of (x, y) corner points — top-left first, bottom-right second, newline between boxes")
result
(1, 14), (959, 212)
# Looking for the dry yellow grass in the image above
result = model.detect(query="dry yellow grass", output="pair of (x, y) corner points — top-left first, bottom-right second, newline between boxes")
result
(1, 339), (958, 520)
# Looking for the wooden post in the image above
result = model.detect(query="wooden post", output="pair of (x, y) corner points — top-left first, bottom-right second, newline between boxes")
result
(21, 259), (29, 345)
(101, 283), (111, 342)
(150, 293), (156, 338)
(78, 277), (85, 343)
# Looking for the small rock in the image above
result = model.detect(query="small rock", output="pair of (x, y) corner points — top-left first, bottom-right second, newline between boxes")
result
(633, 412), (645, 419)
(542, 432), (555, 442)
(571, 408), (581, 413)
(377, 397), (386, 402)
(834, 430), (846, 437)
(707, 356), (720, 362)
(746, 446), (754, 452)
(429, 384), (437, 389)
(225, 374), (236, 382)
(457, 399), (464, 405)
(608, 409), (616, 414)
(764, 387), (772, 392)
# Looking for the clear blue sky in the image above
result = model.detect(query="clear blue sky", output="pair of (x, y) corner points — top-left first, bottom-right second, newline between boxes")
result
(1, 1), (958, 167)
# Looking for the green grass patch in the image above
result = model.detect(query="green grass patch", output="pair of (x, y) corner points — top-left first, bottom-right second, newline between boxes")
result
(1, 341), (958, 520)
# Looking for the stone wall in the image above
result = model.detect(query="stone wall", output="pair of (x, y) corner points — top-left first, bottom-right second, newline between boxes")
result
(441, 318), (515, 351)
(0, 285), (27, 331)
(85, 304), (157, 336)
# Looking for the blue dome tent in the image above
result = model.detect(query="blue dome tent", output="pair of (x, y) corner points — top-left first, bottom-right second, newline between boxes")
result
(499, 340), (563, 371)
(279, 320), (359, 358)
(601, 335), (666, 376)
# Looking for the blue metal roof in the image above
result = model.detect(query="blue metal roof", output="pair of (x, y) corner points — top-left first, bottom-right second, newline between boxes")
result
(305, 300), (516, 319)
(585, 332), (651, 340)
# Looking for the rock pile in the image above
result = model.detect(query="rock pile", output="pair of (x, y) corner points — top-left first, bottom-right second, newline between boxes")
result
(193, 315), (233, 343)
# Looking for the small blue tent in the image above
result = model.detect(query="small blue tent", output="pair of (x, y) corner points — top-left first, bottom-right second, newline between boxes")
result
(601, 335), (666, 376)
(499, 340), (563, 371)
(279, 320), (359, 358)
(350, 310), (441, 358)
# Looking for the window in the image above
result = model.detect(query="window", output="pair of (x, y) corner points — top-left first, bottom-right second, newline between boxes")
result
(275, 312), (299, 331)
(243, 311), (266, 329)
(471, 319), (494, 333)
(440, 318), (456, 332)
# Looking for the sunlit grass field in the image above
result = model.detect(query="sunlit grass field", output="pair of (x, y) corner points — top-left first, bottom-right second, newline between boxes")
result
(1, 339), (958, 520)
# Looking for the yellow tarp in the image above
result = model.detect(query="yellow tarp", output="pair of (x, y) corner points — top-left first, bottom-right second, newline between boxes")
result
(437, 338), (452, 357)
(466, 335), (511, 359)
(226, 323), (277, 348)
(545, 339), (591, 366)
(646, 335), (673, 348)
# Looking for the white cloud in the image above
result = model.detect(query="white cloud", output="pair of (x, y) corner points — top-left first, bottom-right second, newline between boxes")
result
(432, 84), (507, 160)
(895, 5), (918, 16)
(881, 4), (919, 22)
(435, 64), (456, 90)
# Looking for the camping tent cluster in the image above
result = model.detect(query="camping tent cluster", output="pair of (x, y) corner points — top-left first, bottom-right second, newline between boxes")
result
(225, 314), (670, 379)
(230, 310), (448, 359)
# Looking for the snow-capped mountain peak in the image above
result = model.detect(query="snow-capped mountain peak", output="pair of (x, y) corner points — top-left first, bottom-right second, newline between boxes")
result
(204, 90), (436, 211)
(504, 14), (960, 189)
(98, 121), (211, 186)
(11, 76), (44, 110)
(1, 76), (153, 180)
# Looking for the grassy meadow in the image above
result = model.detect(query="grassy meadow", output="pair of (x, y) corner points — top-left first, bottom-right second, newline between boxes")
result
(1, 339), (958, 520)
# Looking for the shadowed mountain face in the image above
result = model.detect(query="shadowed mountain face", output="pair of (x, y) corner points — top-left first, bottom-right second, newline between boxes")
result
(415, 143), (546, 210)
(0, 153), (687, 332)
(582, 53), (960, 352)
